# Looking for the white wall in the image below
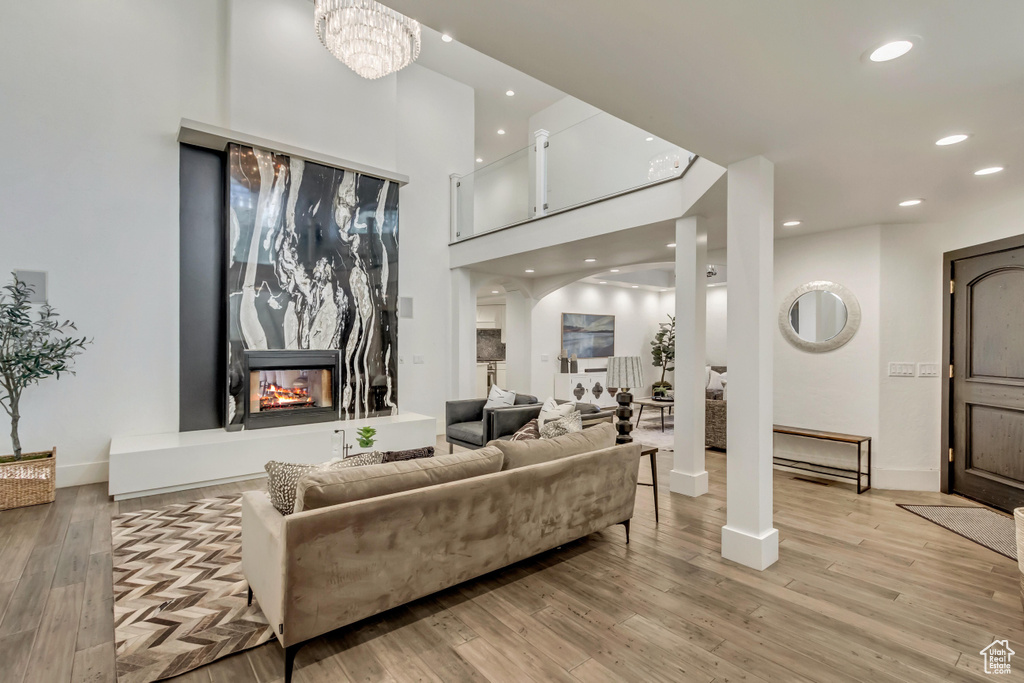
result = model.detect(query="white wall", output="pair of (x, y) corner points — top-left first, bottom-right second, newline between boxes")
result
(0, 0), (473, 484)
(773, 226), (882, 479)
(658, 287), (729, 368)
(531, 283), (667, 399)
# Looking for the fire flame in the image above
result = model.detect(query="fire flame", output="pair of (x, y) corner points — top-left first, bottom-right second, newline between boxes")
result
(260, 384), (315, 411)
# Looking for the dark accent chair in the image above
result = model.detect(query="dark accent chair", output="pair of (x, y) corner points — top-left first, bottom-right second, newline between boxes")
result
(445, 393), (540, 451)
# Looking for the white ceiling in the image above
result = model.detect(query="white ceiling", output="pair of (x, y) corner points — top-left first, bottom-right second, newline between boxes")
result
(388, 0), (1024, 239)
(416, 27), (565, 170)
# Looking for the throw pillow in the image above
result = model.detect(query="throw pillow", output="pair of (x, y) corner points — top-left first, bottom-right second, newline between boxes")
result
(265, 460), (334, 516)
(335, 451), (385, 468)
(540, 411), (583, 439)
(510, 419), (540, 441)
(484, 385), (516, 410)
(707, 370), (724, 392)
(381, 446), (435, 463)
(538, 397), (575, 427)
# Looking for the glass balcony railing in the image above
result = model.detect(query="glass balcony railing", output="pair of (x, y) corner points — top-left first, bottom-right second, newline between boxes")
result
(451, 112), (693, 242)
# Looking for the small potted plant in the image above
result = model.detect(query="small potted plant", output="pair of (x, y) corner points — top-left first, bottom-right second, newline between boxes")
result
(650, 315), (675, 399)
(0, 274), (89, 510)
(356, 426), (377, 450)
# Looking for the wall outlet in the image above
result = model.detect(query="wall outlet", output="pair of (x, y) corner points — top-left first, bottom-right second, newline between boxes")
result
(917, 363), (940, 377)
(888, 362), (916, 377)
(413, 355), (425, 365)
(540, 354), (550, 363)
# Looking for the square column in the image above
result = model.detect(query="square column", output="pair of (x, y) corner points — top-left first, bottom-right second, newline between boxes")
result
(671, 216), (708, 497)
(722, 156), (778, 571)
(450, 267), (477, 399)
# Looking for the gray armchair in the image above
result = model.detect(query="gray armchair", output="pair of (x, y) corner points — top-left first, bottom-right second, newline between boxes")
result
(445, 393), (539, 452)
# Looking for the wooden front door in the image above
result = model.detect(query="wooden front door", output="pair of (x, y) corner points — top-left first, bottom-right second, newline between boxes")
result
(950, 243), (1024, 511)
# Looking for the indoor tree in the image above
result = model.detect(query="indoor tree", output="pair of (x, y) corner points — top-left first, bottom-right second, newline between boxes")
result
(650, 315), (675, 394)
(0, 274), (89, 459)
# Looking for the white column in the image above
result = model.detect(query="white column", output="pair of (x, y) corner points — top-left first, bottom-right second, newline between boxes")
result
(533, 129), (549, 218)
(671, 216), (708, 497)
(503, 288), (534, 393)
(722, 155), (778, 571)
(450, 268), (477, 399)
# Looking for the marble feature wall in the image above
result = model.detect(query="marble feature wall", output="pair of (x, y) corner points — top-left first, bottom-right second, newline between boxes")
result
(226, 143), (399, 427)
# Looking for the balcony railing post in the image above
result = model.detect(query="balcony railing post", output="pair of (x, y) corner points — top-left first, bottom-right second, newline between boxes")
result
(533, 129), (549, 218)
(450, 173), (462, 240)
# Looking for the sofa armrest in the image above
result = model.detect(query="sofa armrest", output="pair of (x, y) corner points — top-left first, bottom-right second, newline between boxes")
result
(446, 398), (487, 427)
(489, 403), (543, 440)
(241, 491), (287, 643)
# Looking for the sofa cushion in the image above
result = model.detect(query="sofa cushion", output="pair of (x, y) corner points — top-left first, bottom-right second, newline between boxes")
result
(448, 420), (486, 446)
(490, 422), (616, 471)
(294, 447), (504, 512)
(381, 446), (435, 463)
(265, 460), (338, 515)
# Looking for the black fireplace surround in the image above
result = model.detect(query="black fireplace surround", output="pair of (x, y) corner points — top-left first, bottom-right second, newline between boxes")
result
(243, 350), (341, 429)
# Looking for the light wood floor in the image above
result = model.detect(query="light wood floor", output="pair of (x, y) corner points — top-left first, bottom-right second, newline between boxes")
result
(0, 443), (1020, 683)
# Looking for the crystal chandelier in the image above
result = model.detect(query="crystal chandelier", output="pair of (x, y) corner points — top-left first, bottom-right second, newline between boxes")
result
(314, 0), (421, 80)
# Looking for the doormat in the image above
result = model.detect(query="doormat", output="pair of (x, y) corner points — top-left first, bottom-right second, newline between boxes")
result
(897, 504), (1016, 560)
(111, 495), (273, 683)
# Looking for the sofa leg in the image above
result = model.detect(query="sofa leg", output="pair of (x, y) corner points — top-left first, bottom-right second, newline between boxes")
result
(620, 519), (630, 544)
(247, 585), (253, 606)
(285, 643), (301, 683)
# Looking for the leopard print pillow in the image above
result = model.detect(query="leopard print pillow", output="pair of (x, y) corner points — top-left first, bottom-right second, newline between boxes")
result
(265, 452), (384, 515)
(539, 411), (583, 439)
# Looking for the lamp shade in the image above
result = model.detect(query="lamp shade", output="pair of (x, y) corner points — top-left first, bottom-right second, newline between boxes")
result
(606, 356), (644, 390)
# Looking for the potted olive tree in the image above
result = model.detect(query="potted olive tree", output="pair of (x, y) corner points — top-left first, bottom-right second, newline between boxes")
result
(650, 315), (675, 398)
(0, 274), (89, 509)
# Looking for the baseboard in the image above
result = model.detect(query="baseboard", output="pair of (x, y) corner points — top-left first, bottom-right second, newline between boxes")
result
(56, 460), (108, 488)
(721, 525), (779, 571)
(670, 469), (709, 497)
(872, 468), (940, 492)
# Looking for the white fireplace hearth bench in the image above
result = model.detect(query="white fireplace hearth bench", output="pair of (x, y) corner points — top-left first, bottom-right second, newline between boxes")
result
(108, 413), (436, 500)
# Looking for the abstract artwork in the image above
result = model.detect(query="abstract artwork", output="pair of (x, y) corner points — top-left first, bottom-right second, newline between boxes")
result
(476, 329), (506, 362)
(561, 313), (615, 359)
(226, 143), (398, 426)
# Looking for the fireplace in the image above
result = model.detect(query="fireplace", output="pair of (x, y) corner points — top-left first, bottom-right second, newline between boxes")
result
(242, 351), (340, 429)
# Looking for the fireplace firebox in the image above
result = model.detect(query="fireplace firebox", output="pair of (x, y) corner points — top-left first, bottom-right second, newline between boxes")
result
(242, 351), (340, 429)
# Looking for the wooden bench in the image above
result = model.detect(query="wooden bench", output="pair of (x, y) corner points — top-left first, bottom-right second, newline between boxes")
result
(772, 425), (872, 494)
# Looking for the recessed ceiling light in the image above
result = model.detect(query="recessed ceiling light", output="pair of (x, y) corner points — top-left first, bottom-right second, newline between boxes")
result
(497, 129), (506, 135)
(631, 285), (639, 289)
(783, 220), (801, 227)
(599, 281), (607, 284)
(975, 166), (1004, 175)
(610, 269), (620, 273)
(524, 269), (534, 273)
(899, 199), (923, 206)
(869, 40), (913, 62)
(505, 90), (515, 97)
(936, 134), (969, 146)
(491, 290), (499, 294)
(476, 158), (483, 163)
(441, 34), (453, 43)
(584, 258), (596, 263)
(666, 243), (676, 248)
(645, 137), (654, 142)
(661, 289), (667, 292)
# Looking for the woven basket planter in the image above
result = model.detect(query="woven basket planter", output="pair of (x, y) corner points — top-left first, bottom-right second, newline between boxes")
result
(0, 447), (56, 510)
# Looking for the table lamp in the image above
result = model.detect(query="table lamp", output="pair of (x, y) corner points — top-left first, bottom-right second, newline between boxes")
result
(606, 356), (643, 444)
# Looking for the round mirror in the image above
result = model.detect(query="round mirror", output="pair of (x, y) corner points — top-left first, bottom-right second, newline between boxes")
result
(788, 290), (848, 342)
(779, 281), (860, 353)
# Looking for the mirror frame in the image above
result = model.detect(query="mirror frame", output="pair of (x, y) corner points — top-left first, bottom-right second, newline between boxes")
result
(778, 280), (861, 353)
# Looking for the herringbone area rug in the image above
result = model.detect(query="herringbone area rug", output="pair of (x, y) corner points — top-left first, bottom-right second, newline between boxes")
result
(111, 495), (274, 683)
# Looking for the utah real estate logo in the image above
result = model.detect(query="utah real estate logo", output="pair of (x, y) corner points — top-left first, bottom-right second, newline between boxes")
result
(981, 640), (1014, 675)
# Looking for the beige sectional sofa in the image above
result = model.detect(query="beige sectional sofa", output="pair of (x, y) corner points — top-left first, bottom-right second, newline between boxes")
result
(241, 423), (640, 683)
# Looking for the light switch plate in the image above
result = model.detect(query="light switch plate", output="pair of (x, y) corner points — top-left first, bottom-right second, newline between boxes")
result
(540, 354), (550, 362)
(888, 362), (916, 377)
(917, 363), (940, 377)
(413, 355), (425, 364)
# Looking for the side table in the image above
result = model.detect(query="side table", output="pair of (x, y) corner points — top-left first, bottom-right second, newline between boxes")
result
(637, 444), (659, 524)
